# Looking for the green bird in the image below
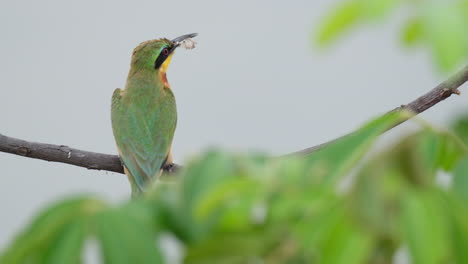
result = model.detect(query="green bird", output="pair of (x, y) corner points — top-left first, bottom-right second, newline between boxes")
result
(111, 33), (197, 195)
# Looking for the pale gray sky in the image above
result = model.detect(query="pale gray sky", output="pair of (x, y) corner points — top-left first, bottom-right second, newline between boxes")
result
(0, 0), (465, 249)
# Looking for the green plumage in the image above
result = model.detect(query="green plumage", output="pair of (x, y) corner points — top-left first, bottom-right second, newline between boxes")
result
(111, 38), (177, 195)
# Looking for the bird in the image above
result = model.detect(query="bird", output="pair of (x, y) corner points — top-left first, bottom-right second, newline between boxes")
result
(111, 33), (197, 195)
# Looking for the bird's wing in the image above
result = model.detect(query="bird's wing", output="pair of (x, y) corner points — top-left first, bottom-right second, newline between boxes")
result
(111, 88), (177, 193)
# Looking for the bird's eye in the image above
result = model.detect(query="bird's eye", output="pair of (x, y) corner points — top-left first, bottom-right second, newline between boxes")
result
(155, 46), (172, 69)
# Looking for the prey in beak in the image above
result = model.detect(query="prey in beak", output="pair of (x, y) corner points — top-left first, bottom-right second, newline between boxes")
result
(172, 33), (198, 49)
(160, 33), (198, 74)
(159, 33), (198, 87)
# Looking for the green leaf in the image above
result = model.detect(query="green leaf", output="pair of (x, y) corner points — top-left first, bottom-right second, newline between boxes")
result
(94, 209), (163, 264)
(402, 191), (450, 264)
(418, 131), (460, 173)
(305, 110), (410, 186)
(316, 0), (363, 46)
(297, 201), (372, 264)
(192, 161), (260, 220)
(364, 129), (467, 187)
(452, 114), (468, 146)
(423, 2), (468, 71)
(401, 17), (424, 46)
(351, 164), (404, 245)
(296, 201), (345, 248)
(185, 228), (280, 264)
(453, 157), (468, 205)
(321, 226), (372, 264)
(43, 217), (88, 264)
(316, 0), (468, 72)
(180, 151), (236, 214)
(316, 0), (401, 46)
(445, 194), (468, 263)
(175, 152), (243, 240)
(120, 199), (162, 233)
(0, 196), (104, 264)
(361, 0), (400, 20)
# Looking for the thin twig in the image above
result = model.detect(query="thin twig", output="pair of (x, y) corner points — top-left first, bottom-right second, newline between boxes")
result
(1, 65), (467, 174)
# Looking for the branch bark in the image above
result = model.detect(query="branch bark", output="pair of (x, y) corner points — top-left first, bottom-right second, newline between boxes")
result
(1, 65), (467, 174)
(292, 65), (468, 155)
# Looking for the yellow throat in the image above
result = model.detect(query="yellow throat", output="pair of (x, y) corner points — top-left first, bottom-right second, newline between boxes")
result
(159, 53), (173, 88)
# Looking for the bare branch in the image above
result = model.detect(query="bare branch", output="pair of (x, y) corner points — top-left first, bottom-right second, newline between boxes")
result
(292, 65), (468, 155)
(0, 134), (180, 174)
(1, 65), (467, 174)
(0, 134), (123, 172)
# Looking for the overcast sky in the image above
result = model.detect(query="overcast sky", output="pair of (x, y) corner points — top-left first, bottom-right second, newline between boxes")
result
(1, 0), (466, 250)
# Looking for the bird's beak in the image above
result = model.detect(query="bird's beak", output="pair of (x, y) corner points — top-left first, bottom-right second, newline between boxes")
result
(172, 33), (198, 48)
(161, 33), (197, 74)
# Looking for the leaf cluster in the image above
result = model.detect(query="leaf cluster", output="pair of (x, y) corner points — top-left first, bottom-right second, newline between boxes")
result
(316, 0), (468, 72)
(2, 111), (468, 263)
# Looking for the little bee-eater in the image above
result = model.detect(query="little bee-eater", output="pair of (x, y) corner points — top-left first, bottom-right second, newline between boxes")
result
(111, 33), (197, 195)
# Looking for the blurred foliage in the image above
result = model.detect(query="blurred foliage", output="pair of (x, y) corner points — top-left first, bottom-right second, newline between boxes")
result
(2, 111), (468, 263)
(452, 113), (468, 145)
(316, 0), (468, 72)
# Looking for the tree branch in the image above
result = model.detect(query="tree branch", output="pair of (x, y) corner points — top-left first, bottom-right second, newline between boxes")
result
(0, 134), (124, 172)
(1, 65), (467, 174)
(292, 65), (468, 155)
(0, 134), (181, 174)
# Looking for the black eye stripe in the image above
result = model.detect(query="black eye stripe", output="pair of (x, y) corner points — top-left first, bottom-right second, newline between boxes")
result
(154, 46), (173, 69)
